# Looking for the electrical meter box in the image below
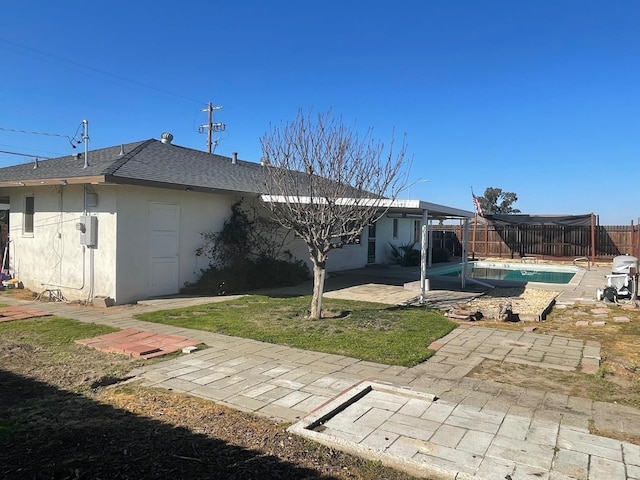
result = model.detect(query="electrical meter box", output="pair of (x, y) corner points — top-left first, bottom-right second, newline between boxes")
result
(78, 215), (98, 247)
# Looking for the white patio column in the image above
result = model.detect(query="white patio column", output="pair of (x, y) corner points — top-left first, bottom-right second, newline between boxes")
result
(427, 215), (433, 267)
(420, 209), (430, 303)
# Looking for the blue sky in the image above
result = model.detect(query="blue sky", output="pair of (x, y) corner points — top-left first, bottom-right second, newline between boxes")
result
(1, 1), (638, 224)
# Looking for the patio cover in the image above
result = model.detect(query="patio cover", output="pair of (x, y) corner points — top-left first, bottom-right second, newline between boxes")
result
(261, 196), (476, 301)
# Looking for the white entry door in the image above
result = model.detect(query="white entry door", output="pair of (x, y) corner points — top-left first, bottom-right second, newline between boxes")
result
(149, 202), (180, 297)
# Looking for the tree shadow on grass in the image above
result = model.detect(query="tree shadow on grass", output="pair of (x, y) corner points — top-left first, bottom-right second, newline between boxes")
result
(0, 369), (339, 480)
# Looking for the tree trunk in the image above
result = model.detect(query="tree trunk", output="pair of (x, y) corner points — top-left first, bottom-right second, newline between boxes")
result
(310, 261), (326, 319)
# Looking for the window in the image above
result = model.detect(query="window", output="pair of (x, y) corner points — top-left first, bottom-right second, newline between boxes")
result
(413, 220), (421, 243)
(392, 218), (398, 238)
(24, 195), (34, 235)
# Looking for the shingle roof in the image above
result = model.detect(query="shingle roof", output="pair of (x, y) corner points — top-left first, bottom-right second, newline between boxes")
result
(0, 139), (268, 194)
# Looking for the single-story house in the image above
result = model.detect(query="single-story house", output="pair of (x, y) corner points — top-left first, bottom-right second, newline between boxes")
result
(0, 134), (473, 304)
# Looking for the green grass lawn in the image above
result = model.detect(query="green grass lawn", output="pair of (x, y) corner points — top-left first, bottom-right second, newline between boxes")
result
(136, 296), (457, 367)
(0, 317), (117, 348)
(0, 317), (120, 370)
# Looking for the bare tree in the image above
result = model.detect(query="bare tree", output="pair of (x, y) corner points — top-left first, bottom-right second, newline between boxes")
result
(260, 110), (408, 319)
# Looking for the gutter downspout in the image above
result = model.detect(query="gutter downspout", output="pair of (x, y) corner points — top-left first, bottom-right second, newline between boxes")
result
(84, 185), (95, 303)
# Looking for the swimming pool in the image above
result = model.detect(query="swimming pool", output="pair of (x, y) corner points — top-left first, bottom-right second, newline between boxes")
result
(429, 261), (580, 284)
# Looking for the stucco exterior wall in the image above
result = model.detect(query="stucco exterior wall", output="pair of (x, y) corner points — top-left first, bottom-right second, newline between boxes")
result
(4, 184), (413, 304)
(284, 236), (368, 273)
(254, 216), (418, 273)
(6, 185), (116, 302)
(241, 199), (371, 273)
(113, 185), (237, 304)
(377, 216), (421, 264)
(4, 184), (238, 304)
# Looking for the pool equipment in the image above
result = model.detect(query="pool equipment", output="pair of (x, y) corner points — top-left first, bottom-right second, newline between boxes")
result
(596, 255), (639, 303)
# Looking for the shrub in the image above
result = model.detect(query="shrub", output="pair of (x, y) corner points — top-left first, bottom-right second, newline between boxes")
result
(251, 256), (310, 288)
(183, 257), (309, 295)
(187, 200), (310, 295)
(389, 242), (421, 267)
(389, 243), (451, 266)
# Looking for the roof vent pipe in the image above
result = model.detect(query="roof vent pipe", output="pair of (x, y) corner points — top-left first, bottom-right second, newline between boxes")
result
(161, 132), (174, 144)
(118, 144), (125, 156)
(232, 152), (238, 164)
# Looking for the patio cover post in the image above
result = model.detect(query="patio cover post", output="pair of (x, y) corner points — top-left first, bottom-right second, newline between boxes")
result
(419, 209), (429, 303)
(427, 218), (433, 267)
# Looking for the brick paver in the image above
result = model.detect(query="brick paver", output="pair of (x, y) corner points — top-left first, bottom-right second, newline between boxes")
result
(0, 306), (51, 322)
(75, 328), (201, 359)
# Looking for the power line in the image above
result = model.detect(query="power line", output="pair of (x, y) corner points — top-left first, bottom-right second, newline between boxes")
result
(0, 141), (69, 157)
(0, 125), (78, 149)
(0, 126), (72, 140)
(0, 37), (205, 105)
(0, 149), (49, 159)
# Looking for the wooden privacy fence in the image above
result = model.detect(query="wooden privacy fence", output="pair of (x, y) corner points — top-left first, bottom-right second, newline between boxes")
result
(433, 219), (639, 260)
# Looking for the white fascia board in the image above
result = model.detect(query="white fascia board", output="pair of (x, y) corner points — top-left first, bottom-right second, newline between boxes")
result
(260, 195), (390, 206)
(260, 195), (415, 207)
(261, 195), (326, 204)
(418, 201), (475, 218)
(260, 195), (474, 218)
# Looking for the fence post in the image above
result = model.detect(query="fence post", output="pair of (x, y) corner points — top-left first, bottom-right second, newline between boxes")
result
(590, 213), (596, 263)
(471, 214), (477, 260)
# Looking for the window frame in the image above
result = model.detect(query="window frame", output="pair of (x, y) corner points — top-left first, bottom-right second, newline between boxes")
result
(23, 195), (34, 236)
(413, 220), (421, 243)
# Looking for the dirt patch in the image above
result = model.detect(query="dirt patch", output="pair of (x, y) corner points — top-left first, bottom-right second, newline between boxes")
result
(0, 324), (418, 479)
(0, 332), (140, 392)
(0, 286), (37, 301)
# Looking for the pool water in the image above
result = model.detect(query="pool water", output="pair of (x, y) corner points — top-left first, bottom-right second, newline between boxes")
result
(431, 262), (578, 284)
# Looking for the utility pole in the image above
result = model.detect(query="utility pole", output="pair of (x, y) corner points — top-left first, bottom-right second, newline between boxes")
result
(199, 102), (225, 154)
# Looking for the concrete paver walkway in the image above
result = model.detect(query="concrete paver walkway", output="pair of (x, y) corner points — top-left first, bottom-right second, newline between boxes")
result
(291, 380), (640, 480)
(2, 263), (639, 479)
(427, 324), (600, 376)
